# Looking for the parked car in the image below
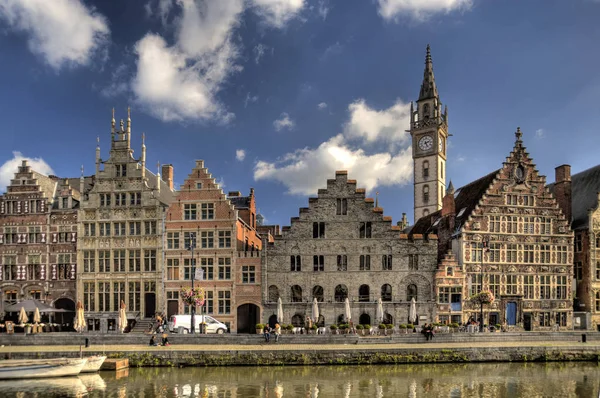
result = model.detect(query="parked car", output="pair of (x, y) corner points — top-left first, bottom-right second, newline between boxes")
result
(168, 315), (228, 334)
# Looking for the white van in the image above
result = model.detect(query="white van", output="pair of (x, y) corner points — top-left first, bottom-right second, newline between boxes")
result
(168, 315), (228, 334)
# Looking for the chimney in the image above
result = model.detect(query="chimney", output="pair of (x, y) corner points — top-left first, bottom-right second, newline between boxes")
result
(554, 165), (572, 224)
(161, 164), (173, 190)
(228, 191), (241, 197)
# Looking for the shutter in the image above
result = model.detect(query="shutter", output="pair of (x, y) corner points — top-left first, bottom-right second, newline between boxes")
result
(71, 232), (77, 243)
(18, 265), (25, 280)
(70, 264), (76, 280)
(0, 235), (3, 244)
(0, 201), (4, 214)
(39, 265), (46, 280)
(52, 233), (57, 243)
(23, 201), (28, 213)
(17, 201), (21, 214)
(51, 264), (57, 280)
(40, 201), (45, 212)
(41, 233), (46, 243)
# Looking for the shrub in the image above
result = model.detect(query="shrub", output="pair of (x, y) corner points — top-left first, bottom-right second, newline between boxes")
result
(450, 322), (460, 328)
(330, 324), (338, 330)
(339, 323), (349, 330)
(399, 324), (407, 329)
(310, 324), (318, 330)
(407, 324), (414, 329)
(364, 324), (371, 330)
(495, 324), (502, 329)
(286, 324), (294, 331)
(378, 323), (386, 329)
(356, 324), (364, 330)
(255, 324), (264, 330)
(386, 324), (393, 329)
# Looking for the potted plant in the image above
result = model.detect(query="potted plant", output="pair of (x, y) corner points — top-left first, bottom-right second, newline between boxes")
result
(450, 322), (460, 332)
(356, 324), (364, 335)
(364, 324), (371, 335)
(255, 323), (264, 335)
(24, 323), (32, 335)
(495, 324), (502, 332)
(329, 324), (338, 334)
(399, 324), (407, 333)
(386, 324), (394, 335)
(378, 323), (386, 335)
(310, 324), (318, 334)
(407, 324), (415, 332)
(286, 324), (294, 334)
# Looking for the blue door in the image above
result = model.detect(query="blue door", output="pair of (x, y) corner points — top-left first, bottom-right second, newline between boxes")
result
(506, 302), (517, 325)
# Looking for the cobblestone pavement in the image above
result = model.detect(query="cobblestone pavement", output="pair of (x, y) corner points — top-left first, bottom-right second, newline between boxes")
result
(1, 340), (599, 353)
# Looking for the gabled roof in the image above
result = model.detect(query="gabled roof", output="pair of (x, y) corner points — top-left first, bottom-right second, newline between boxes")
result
(411, 169), (500, 235)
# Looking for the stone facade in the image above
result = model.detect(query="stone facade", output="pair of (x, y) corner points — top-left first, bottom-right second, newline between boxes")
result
(416, 129), (574, 330)
(263, 171), (438, 328)
(164, 160), (262, 333)
(0, 161), (79, 322)
(76, 110), (175, 331)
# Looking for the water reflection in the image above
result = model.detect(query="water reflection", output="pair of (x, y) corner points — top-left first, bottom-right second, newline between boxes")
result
(0, 362), (598, 397)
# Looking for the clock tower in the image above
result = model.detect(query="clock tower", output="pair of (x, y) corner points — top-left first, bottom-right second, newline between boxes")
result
(411, 45), (449, 223)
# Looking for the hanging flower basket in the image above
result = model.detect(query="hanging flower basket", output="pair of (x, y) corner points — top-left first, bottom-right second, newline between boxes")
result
(470, 291), (495, 305)
(181, 287), (205, 307)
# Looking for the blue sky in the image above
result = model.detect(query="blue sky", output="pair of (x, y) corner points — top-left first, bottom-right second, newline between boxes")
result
(0, 0), (598, 226)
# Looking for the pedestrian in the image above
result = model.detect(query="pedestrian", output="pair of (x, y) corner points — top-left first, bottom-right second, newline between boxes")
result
(149, 334), (158, 346)
(264, 325), (271, 342)
(274, 323), (281, 342)
(305, 316), (312, 334)
(161, 333), (170, 346)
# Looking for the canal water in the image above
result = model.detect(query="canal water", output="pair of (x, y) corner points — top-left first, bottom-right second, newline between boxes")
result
(0, 362), (598, 397)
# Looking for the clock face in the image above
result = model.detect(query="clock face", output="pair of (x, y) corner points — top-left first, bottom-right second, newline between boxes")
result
(418, 135), (433, 151)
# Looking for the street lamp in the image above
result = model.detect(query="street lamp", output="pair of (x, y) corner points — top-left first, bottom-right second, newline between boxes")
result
(188, 233), (196, 334)
(480, 238), (489, 333)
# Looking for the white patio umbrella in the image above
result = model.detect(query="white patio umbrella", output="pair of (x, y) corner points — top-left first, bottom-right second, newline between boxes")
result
(409, 297), (417, 324)
(277, 297), (283, 323)
(344, 298), (352, 323)
(18, 307), (29, 325)
(312, 298), (319, 323)
(33, 307), (41, 324)
(118, 300), (128, 333)
(375, 298), (384, 325)
(74, 301), (86, 333)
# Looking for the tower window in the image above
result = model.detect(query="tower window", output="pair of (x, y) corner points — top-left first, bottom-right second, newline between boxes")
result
(116, 164), (127, 177)
(423, 104), (430, 118)
(423, 185), (429, 203)
(336, 198), (347, 215)
(423, 161), (429, 179)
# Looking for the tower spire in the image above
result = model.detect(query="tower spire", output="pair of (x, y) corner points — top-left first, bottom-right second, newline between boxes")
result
(419, 44), (438, 101)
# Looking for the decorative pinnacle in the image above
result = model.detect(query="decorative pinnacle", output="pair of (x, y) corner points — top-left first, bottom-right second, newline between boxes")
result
(96, 136), (100, 146)
(447, 180), (455, 195)
(426, 44), (432, 64)
(142, 133), (145, 146)
(375, 191), (379, 208)
(515, 127), (522, 141)
(80, 165), (84, 176)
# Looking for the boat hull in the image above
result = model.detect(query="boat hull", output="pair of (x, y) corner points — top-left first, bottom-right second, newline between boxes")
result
(0, 358), (87, 380)
(81, 356), (107, 373)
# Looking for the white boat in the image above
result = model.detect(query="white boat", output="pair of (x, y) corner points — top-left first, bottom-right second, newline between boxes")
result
(0, 358), (87, 380)
(81, 355), (107, 373)
(79, 373), (107, 391)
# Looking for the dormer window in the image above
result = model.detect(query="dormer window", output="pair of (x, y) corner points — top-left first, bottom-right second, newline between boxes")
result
(116, 164), (127, 177)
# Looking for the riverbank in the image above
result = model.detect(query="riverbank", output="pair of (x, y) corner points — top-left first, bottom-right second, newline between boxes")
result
(1, 339), (599, 367)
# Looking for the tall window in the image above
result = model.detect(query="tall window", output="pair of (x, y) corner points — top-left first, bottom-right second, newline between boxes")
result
(98, 282), (110, 312)
(268, 285), (280, 302)
(423, 185), (429, 203)
(27, 226), (40, 243)
(57, 254), (71, 280)
(406, 284), (417, 301)
(203, 291), (214, 314)
(167, 258), (179, 280)
(183, 258), (195, 280)
(507, 244), (518, 263)
(242, 266), (256, 283)
(359, 255), (370, 271)
(129, 250), (141, 272)
(184, 204), (196, 220)
(523, 245), (534, 263)
(596, 262), (600, 281)
(470, 274), (482, 296)
(115, 193), (126, 206)
(336, 198), (348, 215)
(358, 285), (370, 302)
(506, 275), (518, 295)
(218, 231), (231, 248)
(539, 275), (551, 299)
(130, 192), (141, 206)
(128, 282), (141, 312)
(115, 164), (127, 177)
(167, 232), (180, 249)
(337, 255), (347, 271)
(312, 285), (324, 302)
(129, 221), (141, 235)
(84, 223), (96, 237)
(489, 243), (501, 262)
(83, 251), (95, 273)
(556, 246), (568, 264)
(471, 242), (482, 262)
(596, 292), (600, 312)
(218, 291), (231, 314)
(382, 255), (392, 270)
(359, 222), (372, 238)
(27, 255), (41, 280)
(334, 284), (348, 302)
(100, 194), (111, 207)
(540, 245), (550, 264)
(114, 222), (126, 236)
(113, 282), (125, 311)
(83, 282), (95, 311)
(556, 275), (567, 299)
(540, 217), (551, 234)
(408, 254), (418, 270)
(201, 203), (214, 219)
(506, 216), (518, 233)
(523, 275), (534, 299)
(113, 250), (126, 272)
(313, 255), (324, 272)
(144, 221), (156, 235)
(489, 216), (501, 233)
(489, 274), (500, 298)
(144, 250), (156, 272)
(312, 222), (325, 238)
(539, 312), (551, 327)
(381, 284), (392, 302)
(523, 217), (535, 234)
(99, 250), (110, 273)
(218, 258), (231, 280)
(423, 160), (429, 179)
(201, 231), (214, 248)
(99, 223), (111, 237)
(201, 258), (214, 280)
(290, 255), (302, 272)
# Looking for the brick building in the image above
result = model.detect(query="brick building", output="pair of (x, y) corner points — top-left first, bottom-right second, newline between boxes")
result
(550, 164), (600, 330)
(413, 129), (574, 330)
(262, 171), (438, 328)
(0, 160), (80, 324)
(76, 110), (175, 332)
(164, 160), (262, 333)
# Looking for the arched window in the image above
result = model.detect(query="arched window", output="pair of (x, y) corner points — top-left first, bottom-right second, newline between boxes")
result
(291, 285), (303, 302)
(268, 285), (279, 302)
(381, 284), (392, 302)
(290, 255), (301, 271)
(316, 314), (325, 327)
(423, 185), (429, 203)
(291, 314), (304, 327)
(334, 284), (348, 302)
(312, 285), (324, 302)
(423, 161), (429, 179)
(358, 285), (370, 302)
(337, 314), (346, 325)
(359, 313), (371, 326)
(407, 284), (418, 301)
(383, 313), (393, 325)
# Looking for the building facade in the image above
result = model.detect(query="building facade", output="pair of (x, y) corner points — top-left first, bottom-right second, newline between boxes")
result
(164, 160), (262, 333)
(0, 161), (79, 323)
(411, 45), (449, 223)
(76, 110), (175, 332)
(262, 171), (438, 328)
(551, 164), (600, 330)
(414, 129), (574, 330)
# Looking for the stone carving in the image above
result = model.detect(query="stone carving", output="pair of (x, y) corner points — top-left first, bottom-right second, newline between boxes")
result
(488, 265), (499, 271)
(524, 302), (533, 309)
(525, 236), (534, 242)
(130, 210), (140, 218)
(559, 302), (567, 308)
(508, 235), (517, 242)
(558, 226), (566, 233)
(114, 209), (125, 219)
(145, 209), (157, 218)
(524, 208), (534, 214)
(114, 239), (126, 248)
(100, 211), (110, 220)
(470, 264), (482, 272)
(541, 210), (550, 216)
(472, 222), (481, 230)
(508, 265), (517, 273)
(473, 234), (482, 241)
(556, 267), (567, 273)
(508, 208), (516, 213)
(490, 207), (500, 213)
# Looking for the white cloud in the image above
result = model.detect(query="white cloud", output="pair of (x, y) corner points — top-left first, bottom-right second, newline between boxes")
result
(244, 92), (259, 107)
(250, 0), (305, 27)
(236, 149), (246, 161)
(253, 43), (268, 64)
(317, 102), (328, 110)
(0, 152), (54, 192)
(343, 99), (411, 145)
(535, 128), (545, 138)
(377, 0), (473, 21)
(317, 0), (329, 20)
(273, 112), (295, 131)
(100, 64), (129, 98)
(0, 0), (109, 70)
(255, 99), (414, 195)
